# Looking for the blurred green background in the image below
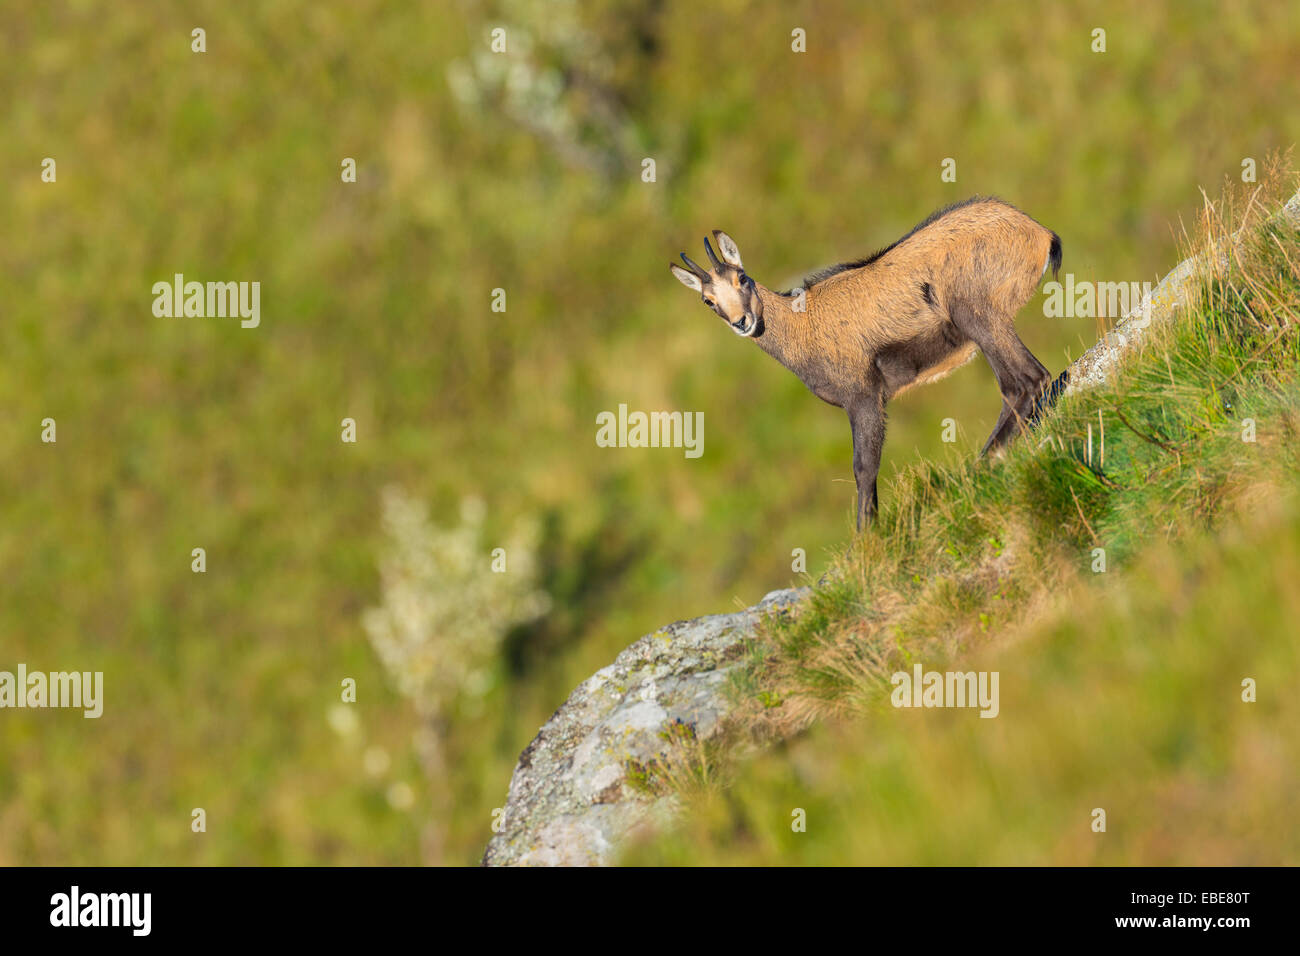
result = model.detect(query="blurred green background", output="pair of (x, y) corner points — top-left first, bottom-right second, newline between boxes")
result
(2, 0), (1299, 864)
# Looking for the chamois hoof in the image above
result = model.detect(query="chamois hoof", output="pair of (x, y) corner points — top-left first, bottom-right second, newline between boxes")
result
(1027, 369), (1070, 428)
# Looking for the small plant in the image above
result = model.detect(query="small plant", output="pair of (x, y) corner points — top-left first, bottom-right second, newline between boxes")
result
(622, 719), (710, 796)
(660, 717), (698, 744)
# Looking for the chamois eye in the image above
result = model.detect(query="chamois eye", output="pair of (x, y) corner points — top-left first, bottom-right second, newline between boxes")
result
(703, 297), (715, 308)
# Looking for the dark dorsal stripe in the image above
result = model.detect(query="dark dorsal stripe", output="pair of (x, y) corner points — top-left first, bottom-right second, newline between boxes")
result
(800, 196), (1008, 290)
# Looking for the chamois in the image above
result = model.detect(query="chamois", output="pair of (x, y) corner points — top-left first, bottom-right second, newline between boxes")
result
(669, 196), (1065, 530)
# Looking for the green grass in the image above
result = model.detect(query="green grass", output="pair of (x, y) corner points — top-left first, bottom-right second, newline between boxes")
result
(4, 0), (1300, 865)
(623, 185), (1300, 864)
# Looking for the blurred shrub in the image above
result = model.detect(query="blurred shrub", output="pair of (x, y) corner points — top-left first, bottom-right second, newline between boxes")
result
(363, 486), (550, 720)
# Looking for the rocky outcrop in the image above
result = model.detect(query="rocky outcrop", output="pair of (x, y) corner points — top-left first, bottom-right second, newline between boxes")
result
(481, 587), (806, 866)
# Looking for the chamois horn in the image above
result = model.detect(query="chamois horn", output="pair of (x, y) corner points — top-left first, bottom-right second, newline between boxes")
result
(680, 251), (711, 279)
(703, 236), (724, 271)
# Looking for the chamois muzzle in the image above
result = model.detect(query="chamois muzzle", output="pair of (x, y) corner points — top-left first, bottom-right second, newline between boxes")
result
(730, 309), (763, 338)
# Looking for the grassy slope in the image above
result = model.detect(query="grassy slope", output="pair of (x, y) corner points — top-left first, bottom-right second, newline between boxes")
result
(624, 185), (1300, 864)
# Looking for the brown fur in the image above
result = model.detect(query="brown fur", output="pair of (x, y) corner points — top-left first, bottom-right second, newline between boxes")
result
(670, 197), (1061, 530)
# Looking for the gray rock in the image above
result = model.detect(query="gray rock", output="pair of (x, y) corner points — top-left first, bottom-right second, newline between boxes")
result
(481, 586), (807, 866)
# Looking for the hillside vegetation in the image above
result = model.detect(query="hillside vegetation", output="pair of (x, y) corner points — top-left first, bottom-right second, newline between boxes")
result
(625, 181), (1300, 864)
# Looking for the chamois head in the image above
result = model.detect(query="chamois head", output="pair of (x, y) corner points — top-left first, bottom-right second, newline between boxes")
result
(669, 230), (764, 337)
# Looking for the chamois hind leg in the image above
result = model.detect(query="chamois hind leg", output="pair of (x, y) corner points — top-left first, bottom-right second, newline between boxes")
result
(983, 335), (1051, 453)
(947, 302), (1051, 456)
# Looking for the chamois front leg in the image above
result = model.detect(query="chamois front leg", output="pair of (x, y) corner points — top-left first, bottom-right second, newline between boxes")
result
(848, 390), (887, 530)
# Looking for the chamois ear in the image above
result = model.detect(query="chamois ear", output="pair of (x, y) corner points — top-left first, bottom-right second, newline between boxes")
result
(712, 230), (743, 269)
(669, 263), (704, 292)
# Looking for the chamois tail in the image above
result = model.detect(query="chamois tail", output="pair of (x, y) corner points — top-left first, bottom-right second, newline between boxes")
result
(1047, 231), (1063, 281)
